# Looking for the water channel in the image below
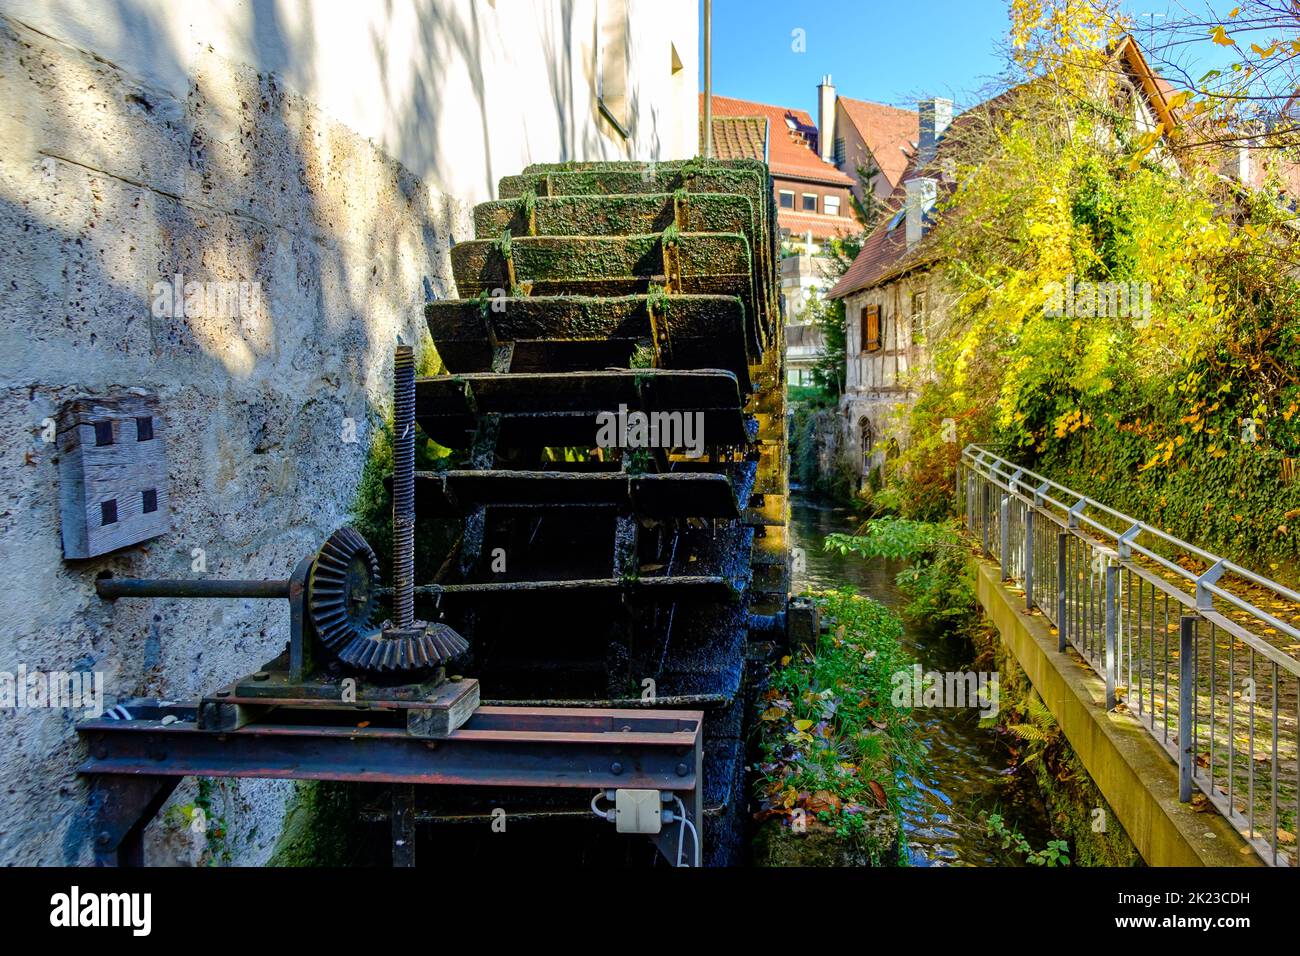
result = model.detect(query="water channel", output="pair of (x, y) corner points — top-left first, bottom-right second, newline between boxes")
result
(789, 494), (1058, 865)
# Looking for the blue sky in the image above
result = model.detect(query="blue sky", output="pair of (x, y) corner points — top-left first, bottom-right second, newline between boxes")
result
(702, 0), (1238, 117)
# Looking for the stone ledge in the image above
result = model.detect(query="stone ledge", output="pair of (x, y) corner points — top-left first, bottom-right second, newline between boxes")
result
(973, 557), (1263, 867)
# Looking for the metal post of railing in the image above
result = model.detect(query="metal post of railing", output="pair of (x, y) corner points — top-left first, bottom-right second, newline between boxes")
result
(966, 470), (975, 533)
(1178, 615), (1196, 802)
(961, 444), (1300, 866)
(1104, 557), (1118, 711)
(1024, 507), (1035, 610)
(1057, 532), (1068, 652)
(999, 495), (1009, 579)
(982, 481), (991, 555)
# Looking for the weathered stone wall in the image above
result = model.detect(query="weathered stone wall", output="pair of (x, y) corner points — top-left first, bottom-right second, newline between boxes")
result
(0, 14), (471, 864)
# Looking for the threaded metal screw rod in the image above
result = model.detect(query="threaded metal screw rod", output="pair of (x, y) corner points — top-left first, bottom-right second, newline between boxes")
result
(393, 344), (416, 629)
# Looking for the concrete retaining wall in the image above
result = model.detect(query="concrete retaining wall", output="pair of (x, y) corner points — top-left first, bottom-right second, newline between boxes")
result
(973, 558), (1261, 867)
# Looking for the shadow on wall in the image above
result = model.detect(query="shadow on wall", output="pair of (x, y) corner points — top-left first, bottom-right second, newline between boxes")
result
(0, 5), (467, 865)
(0, 0), (684, 865)
(365, 0), (664, 199)
(15, 0), (675, 204)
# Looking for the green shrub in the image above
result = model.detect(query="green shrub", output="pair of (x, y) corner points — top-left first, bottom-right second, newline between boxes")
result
(753, 590), (918, 853)
(824, 517), (978, 631)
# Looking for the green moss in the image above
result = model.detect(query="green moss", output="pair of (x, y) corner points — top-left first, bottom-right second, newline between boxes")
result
(645, 283), (671, 318)
(753, 589), (918, 865)
(1031, 749), (1144, 867)
(969, 622), (1143, 867)
(628, 343), (655, 369)
(752, 815), (899, 867)
(519, 190), (537, 229)
(268, 782), (364, 867)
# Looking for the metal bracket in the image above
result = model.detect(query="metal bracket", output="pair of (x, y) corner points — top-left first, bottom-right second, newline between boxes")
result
(1009, 467), (1024, 498)
(1033, 480), (1050, 507)
(1117, 524), (1141, 561)
(1196, 559), (1227, 612)
(1067, 497), (1087, 529)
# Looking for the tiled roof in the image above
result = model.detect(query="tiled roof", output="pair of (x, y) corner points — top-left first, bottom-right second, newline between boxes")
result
(704, 115), (768, 162)
(702, 95), (855, 186)
(826, 184), (925, 298)
(777, 210), (860, 241)
(829, 35), (1207, 300)
(828, 85), (1037, 298)
(837, 97), (919, 189)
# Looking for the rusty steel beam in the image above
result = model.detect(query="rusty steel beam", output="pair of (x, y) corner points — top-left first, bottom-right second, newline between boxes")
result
(79, 705), (702, 791)
(79, 703), (704, 866)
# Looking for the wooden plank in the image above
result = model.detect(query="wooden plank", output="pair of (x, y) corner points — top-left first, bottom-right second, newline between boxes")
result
(413, 469), (741, 518)
(424, 293), (752, 389)
(416, 369), (741, 416)
(405, 678), (480, 738)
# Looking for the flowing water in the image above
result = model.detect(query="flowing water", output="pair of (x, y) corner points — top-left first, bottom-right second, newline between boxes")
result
(789, 495), (1058, 866)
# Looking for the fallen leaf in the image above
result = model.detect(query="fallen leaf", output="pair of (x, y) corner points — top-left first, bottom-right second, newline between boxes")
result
(868, 780), (887, 808)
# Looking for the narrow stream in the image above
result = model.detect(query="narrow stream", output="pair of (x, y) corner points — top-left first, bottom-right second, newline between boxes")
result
(789, 495), (1057, 866)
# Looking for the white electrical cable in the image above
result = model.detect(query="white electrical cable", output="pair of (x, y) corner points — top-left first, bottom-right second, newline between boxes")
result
(591, 791), (699, 867)
(590, 791), (613, 822)
(671, 795), (700, 867)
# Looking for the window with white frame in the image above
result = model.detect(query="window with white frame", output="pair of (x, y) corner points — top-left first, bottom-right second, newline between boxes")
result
(823, 195), (840, 216)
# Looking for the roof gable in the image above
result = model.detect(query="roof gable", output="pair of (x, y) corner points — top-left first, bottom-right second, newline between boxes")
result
(836, 97), (919, 189)
(829, 36), (1185, 300)
(702, 94), (855, 186)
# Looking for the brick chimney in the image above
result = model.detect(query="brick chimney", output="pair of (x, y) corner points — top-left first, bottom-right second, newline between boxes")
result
(905, 177), (937, 248)
(917, 97), (953, 168)
(818, 75), (837, 163)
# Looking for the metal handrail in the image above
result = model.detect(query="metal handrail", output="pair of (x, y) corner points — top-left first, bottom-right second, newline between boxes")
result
(960, 444), (1300, 867)
(964, 444), (1300, 646)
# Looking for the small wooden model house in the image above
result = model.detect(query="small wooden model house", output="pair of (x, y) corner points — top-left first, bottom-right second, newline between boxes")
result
(58, 394), (169, 559)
